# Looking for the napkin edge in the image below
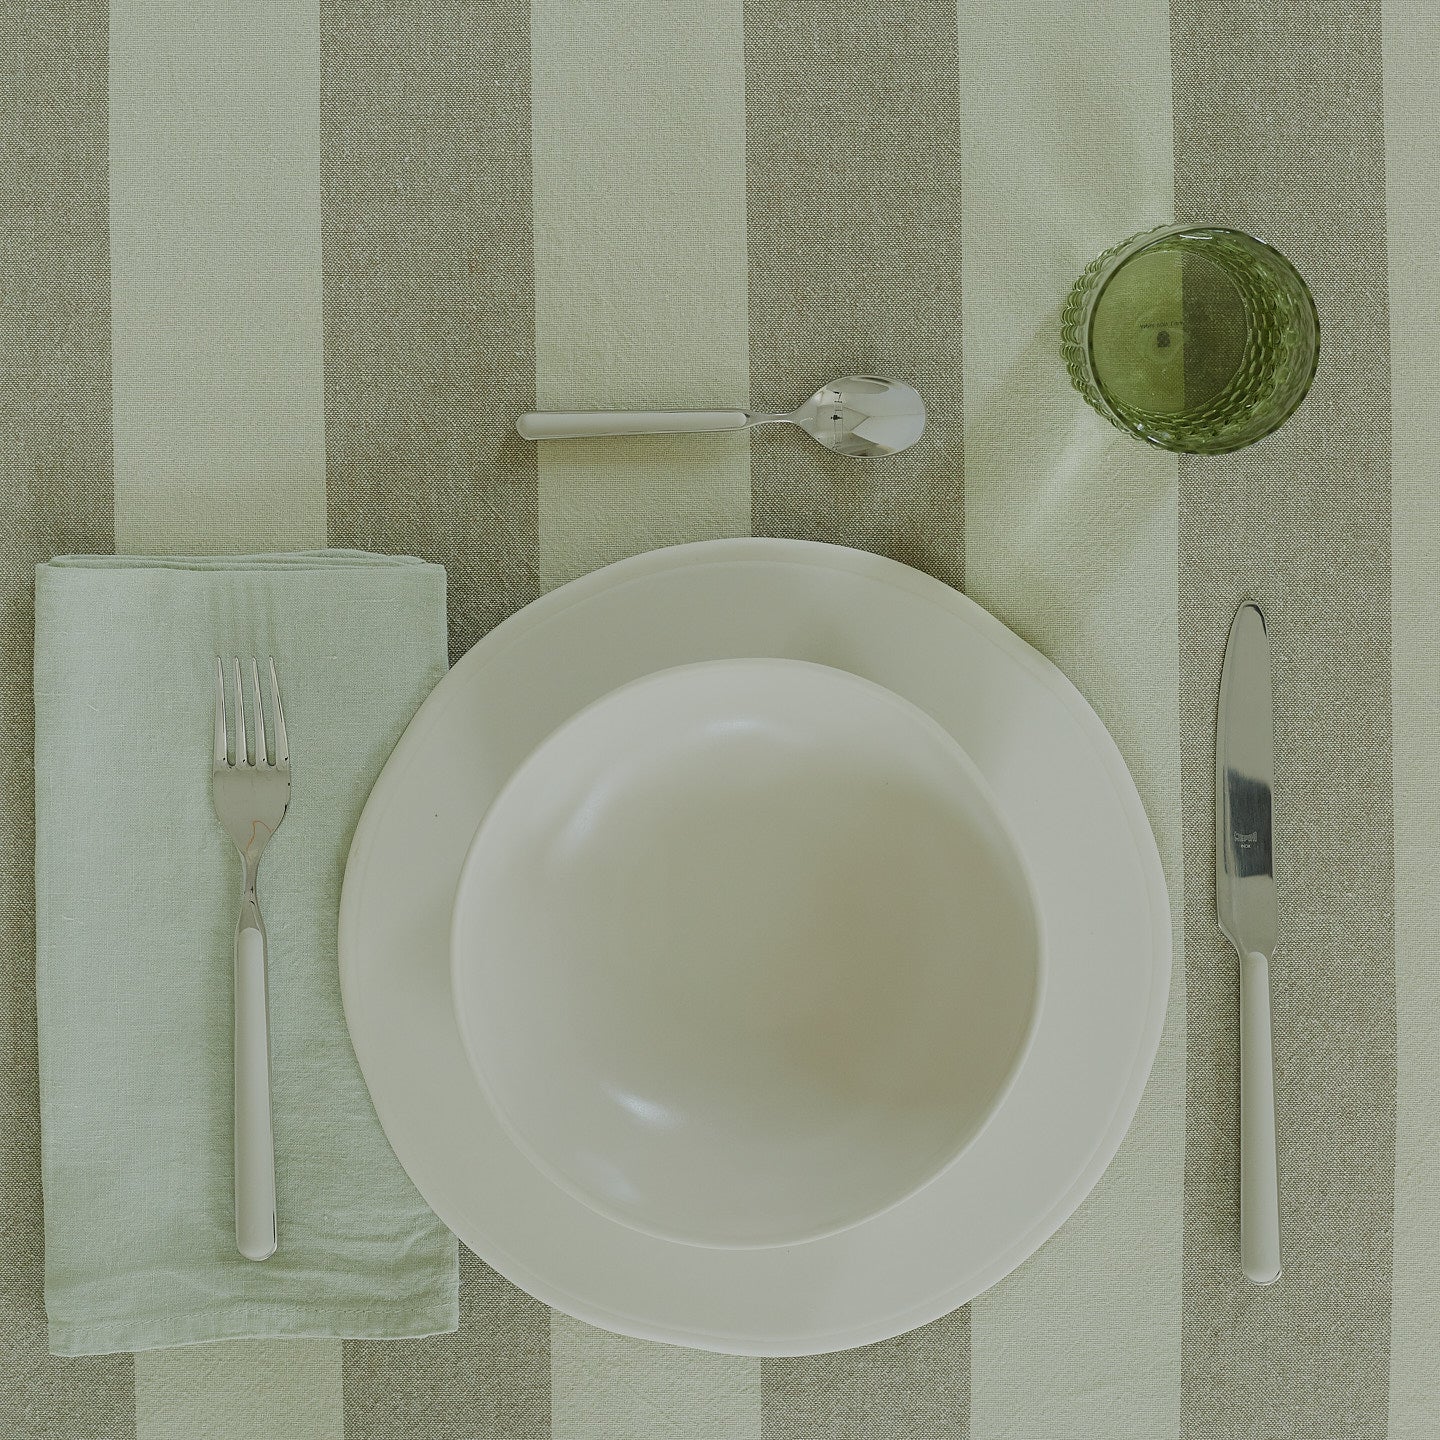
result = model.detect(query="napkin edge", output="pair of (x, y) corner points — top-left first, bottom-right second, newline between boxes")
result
(47, 1285), (462, 1358)
(39, 549), (438, 574)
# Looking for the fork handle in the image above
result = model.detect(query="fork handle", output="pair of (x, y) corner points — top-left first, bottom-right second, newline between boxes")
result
(235, 919), (277, 1260)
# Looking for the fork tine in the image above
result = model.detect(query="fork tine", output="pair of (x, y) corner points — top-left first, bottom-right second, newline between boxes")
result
(232, 658), (248, 765)
(269, 658), (288, 765)
(250, 659), (268, 767)
(214, 658), (229, 766)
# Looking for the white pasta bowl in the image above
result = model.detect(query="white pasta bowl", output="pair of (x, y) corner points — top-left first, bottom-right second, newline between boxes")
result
(450, 659), (1044, 1250)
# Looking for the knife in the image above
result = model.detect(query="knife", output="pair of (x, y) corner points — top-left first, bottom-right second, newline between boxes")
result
(1216, 601), (1281, 1285)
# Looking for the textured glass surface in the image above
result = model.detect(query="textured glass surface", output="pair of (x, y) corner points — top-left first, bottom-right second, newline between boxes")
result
(1061, 225), (1319, 454)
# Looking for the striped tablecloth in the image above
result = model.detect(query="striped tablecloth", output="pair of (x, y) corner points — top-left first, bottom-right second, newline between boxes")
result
(2, 1), (1435, 1437)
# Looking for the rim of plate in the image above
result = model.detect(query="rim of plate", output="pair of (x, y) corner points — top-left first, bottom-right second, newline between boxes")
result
(338, 537), (1172, 1354)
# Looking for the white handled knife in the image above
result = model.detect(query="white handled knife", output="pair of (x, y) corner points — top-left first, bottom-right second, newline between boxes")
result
(1216, 601), (1281, 1285)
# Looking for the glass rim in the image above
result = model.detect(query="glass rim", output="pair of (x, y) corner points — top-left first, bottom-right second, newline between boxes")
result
(1081, 223), (1320, 454)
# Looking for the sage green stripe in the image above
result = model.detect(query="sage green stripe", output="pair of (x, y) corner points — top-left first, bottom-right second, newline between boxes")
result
(342, 1249), (549, 1440)
(1383, 1), (1440, 1432)
(319, 2), (549, 1435)
(321, 0), (541, 664)
(745, 1), (967, 1431)
(958, 0), (1185, 1433)
(1172, 4), (1396, 1436)
(761, 1322), (968, 1440)
(0, 0), (133, 1433)
(743, 0), (965, 591)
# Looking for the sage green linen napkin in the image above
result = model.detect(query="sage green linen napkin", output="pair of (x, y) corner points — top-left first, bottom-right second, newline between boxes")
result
(33, 552), (458, 1356)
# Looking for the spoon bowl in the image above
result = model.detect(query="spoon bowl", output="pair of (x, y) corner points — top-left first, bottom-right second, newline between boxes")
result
(775, 376), (927, 457)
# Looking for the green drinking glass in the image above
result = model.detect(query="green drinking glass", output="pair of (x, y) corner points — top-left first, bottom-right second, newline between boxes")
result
(1061, 224), (1319, 454)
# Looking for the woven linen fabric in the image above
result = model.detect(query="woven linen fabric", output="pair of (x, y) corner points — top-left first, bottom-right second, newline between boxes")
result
(32, 553), (458, 1357)
(3, 0), (1438, 1434)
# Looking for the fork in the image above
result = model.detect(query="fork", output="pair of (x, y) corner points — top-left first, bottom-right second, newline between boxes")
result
(212, 658), (291, 1261)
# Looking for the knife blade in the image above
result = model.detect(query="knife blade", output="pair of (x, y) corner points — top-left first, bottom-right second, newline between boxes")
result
(1216, 601), (1281, 1285)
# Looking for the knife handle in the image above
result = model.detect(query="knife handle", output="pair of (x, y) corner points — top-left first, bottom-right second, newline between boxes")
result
(1240, 950), (1281, 1285)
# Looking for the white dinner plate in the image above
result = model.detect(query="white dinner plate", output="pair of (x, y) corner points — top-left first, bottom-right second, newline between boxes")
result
(339, 538), (1171, 1355)
(450, 658), (1045, 1252)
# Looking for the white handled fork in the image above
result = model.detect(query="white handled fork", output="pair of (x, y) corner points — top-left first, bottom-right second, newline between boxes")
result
(212, 658), (291, 1260)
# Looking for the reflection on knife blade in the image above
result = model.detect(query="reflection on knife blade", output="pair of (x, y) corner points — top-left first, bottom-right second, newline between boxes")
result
(1223, 768), (1272, 878)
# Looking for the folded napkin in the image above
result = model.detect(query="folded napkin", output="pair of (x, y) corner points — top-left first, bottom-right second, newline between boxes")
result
(33, 552), (458, 1356)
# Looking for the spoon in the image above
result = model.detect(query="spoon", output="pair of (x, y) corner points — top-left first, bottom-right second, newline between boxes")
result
(516, 376), (926, 458)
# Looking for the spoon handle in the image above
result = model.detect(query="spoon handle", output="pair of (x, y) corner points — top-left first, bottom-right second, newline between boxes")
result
(517, 410), (749, 440)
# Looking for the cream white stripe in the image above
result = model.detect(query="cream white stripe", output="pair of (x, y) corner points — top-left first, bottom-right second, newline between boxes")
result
(111, 0), (327, 555)
(531, 0), (750, 593)
(110, 2), (335, 1434)
(1385, 3), (1440, 1434)
(551, 1312), (761, 1440)
(959, 6), (1183, 1437)
(531, 3), (757, 1433)
(135, 1340), (342, 1440)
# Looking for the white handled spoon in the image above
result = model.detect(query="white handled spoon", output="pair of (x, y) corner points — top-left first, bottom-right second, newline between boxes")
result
(517, 376), (926, 458)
